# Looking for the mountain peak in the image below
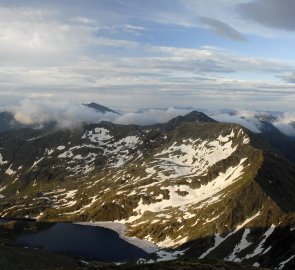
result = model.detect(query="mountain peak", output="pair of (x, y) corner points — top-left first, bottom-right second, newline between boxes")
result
(83, 102), (120, 115)
(180, 110), (217, 123)
(159, 110), (216, 130)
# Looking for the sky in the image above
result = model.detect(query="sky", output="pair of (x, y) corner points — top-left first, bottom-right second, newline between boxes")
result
(1, 0), (295, 111)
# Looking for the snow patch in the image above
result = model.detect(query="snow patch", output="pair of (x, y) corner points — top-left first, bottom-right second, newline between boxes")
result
(5, 165), (15, 175)
(225, 228), (252, 262)
(276, 255), (295, 270)
(30, 157), (44, 170)
(83, 128), (113, 143)
(0, 153), (8, 165)
(200, 210), (261, 259)
(76, 221), (158, 253)
(149, 130), (241, 180)
(129, 158), (247, 222)
(245, 225), (275, 259)
(156, 249), (187, 262)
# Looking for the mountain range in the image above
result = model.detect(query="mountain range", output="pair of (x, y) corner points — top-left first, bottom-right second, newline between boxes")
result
(0, 103), (295, 269)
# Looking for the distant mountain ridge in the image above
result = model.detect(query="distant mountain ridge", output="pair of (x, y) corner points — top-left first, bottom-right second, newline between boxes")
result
(1, 104), (295, 165)
(83, 102), (121, 115)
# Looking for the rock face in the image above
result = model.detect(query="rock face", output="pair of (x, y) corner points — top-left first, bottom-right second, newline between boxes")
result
(0, 111), (295, 269)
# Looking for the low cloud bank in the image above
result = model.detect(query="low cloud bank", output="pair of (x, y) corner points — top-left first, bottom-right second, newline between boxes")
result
(6, 99), (192, 128)
(4, 99), (295, 137)
(210, 109), (295, 137)
(114, 108), (191, 126)
(6, 99), (118, 129)
(273, 112), (295, 136)
(211, 110), (262, 133)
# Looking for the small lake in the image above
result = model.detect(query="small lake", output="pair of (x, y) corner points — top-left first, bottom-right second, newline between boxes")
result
(0, 218), (7, 224)
(15, 222), (148, 262)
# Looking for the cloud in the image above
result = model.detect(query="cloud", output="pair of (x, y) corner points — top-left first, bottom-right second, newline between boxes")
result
(114, 107), (192, 125)
(199, 17), (247, 41)
(6, 99), (118, 129)
(281, 72), (295, 83)
(0, 6), (99, 67)
(210, 109), (295, 137)
(273, 112), (295, 136)
(238, 0), (295, 31)
(0, 1), (295, 111)
(210, 110), (262, 133)
(6, 99), (193, 128)
(5, 98), (295, 137)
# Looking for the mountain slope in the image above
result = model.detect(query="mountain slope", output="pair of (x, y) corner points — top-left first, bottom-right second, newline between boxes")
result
(0, 111), (25, 132)
(258, 121), (295, 163)
(212, 111), (295, 163)
(0, 111), (295, 269)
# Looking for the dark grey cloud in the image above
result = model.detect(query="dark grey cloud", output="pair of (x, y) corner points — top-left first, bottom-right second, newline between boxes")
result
(199, 17), (247, 41)
(281, 72), (295, 83)
(238, 0), (295, 31)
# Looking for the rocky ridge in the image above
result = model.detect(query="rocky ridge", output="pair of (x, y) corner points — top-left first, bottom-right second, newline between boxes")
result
(0, 111), (295, 269)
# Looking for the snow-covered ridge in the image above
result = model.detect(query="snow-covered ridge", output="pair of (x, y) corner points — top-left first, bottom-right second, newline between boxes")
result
(30, 127), (144, 175)
(144, 128), (248, 181)
(129, 158), (247, 222)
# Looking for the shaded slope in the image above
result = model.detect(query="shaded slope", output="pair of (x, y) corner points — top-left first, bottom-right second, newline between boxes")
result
(0, 111), (25, 133)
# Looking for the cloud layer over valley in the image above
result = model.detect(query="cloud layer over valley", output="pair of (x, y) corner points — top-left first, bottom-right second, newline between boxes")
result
(4, 99), (295, 137)
(6, 99), (192, 128)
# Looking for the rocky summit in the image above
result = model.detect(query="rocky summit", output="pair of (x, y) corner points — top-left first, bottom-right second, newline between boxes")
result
(1, 110), (295, 269)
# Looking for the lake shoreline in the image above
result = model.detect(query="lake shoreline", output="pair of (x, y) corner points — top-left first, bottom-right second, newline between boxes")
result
(75, 221), (158, 254)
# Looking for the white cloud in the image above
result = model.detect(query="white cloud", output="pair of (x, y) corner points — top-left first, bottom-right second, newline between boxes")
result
(6, 99), (118, 129)
(211, 111), (262, 133)
(5, 98), (295, 137)
(114, 107), (191, 125)
(6, 99), (193, 128)
(0, 1), (295, 111)
(0, 6), (110, 67)
(273, 112), (295, 136)
(211, 109), (295, 137)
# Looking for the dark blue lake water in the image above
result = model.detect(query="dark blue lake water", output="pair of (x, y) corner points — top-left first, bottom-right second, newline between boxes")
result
(14, 222), (148, 262)
(0, 218), (7, 224)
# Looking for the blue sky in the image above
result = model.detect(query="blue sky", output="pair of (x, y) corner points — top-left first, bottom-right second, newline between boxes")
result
(0, 0), (295, 111)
